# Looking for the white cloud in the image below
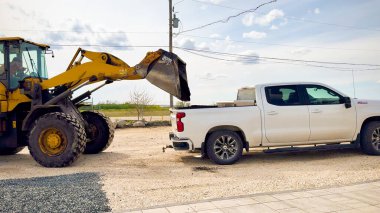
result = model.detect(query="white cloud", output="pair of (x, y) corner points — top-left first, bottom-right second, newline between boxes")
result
(242, 13), (254, 26)
(200, 5), (208, 10)
(314, 8), (320, 14)
(199, 72), (227, 80)
(176, 38), (209, 50)
(3, 5), (131, 51)
(197, 42), (210, 50)
(198, 0), (225, 4)
(210, 33), (221, 38)
(210, 0), (224, 4)
(207, 35), (237, 52)
(242, 9), (284, 27)
(377, 80), (380, 83)
(242, 31), (267, 39)
(237, 50), (260, 65)
(270, 25), (279, 30)
(40, 19), (130, 51)
(280, 18), (288, 26)
(291, 48), (312, 55)
(176, 38), (196, 49)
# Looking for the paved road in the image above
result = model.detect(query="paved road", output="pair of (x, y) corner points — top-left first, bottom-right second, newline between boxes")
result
(130, 180), (380, 213)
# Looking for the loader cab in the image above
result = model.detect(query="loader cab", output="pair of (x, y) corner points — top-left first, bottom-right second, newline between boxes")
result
(0, 37), (49, 91)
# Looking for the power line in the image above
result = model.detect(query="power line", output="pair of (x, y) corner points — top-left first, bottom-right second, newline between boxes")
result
(174, 0), (187, 6)
(0, 29), (168, 34)
(189, 0), (380, 32)
(49, 44), (168, 48)
(177, 34), (380, 52)
(179, 0), (277, 34)
(180, 48), (237, 62)
(175, 47), (380, 67)
(178, 47), (380, 72)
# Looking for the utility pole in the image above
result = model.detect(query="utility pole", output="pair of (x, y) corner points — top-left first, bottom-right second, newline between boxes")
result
(169, 0), (174, 108)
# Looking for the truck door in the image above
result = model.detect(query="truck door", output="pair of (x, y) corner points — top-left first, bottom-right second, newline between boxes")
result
(262, 85), (310, 144)
(302, 84), (356, 142)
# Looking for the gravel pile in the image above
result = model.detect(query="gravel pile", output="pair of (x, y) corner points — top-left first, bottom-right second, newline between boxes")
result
(0, 173), (110, 213)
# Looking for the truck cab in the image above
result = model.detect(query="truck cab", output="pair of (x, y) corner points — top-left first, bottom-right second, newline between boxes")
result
(0, 37), (50, 152)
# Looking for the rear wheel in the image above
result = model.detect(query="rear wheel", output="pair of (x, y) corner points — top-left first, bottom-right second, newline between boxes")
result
(206, 131), (243, 165)
(28, 112), (87, 167)
(0, 147), (25, 155)
(82, 111), (115, 154)
(360, 121), (380, 155)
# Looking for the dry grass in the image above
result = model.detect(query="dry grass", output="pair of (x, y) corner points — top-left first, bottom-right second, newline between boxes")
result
(99, 109), (170, 117)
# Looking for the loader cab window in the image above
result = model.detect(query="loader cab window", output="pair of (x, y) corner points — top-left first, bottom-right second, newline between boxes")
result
(9, 42), (48, 90)
(0, 44), (4, 80)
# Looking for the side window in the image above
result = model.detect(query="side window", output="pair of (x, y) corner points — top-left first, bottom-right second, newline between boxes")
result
(305, 85), (343, 105)
(265, 85), (300, 106)
(0, 43), (4, 80)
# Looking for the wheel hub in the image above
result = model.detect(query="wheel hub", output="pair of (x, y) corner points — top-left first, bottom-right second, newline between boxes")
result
(38, 128), (67, 156)
(46, 134), (61, 149)
(214, 136), (238, 160)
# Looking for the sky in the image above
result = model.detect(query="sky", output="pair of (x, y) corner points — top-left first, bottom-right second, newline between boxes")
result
(0, 0), (379, 105)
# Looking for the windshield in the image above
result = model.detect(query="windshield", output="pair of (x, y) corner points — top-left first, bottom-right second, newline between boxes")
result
(9, 42), (48, 89)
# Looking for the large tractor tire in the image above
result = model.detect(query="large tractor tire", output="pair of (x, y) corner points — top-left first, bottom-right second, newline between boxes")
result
(81, 111), (115, 154)
(0, 147), (25, 155)
(28, 112), (87, 167)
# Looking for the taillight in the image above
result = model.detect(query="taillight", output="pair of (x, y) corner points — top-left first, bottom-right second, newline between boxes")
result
(176, 112), (186, 132)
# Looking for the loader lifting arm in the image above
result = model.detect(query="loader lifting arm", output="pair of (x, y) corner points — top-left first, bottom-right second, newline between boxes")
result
(41, 48), (191, 102)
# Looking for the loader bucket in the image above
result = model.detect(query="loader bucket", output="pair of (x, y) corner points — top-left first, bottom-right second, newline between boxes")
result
(137, 49), (191, 101)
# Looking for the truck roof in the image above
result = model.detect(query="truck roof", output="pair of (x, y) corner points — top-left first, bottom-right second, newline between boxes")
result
(254, 82), (348, 97)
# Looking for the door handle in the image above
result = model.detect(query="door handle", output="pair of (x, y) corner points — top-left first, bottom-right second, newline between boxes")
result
(267, 111), (278, 115)
(311, 109), (322, 113)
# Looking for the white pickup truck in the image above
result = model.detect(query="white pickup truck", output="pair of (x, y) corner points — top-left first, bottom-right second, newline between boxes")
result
(169, 82), (380, 165)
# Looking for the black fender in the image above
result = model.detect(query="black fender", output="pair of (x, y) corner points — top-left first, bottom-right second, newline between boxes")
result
(22, 105), (61, 131)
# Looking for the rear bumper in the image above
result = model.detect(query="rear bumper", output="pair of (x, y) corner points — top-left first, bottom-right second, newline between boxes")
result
(169, 132), (193, 151)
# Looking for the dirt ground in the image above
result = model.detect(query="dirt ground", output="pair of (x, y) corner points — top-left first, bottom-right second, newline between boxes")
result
(1, 127), (380, 211)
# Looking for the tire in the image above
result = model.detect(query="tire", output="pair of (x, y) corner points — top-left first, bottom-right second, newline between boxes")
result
(81, 111), (115, 154)
(0, 146), (25, 155)
(28, 112), (87, 167)
(360, 121), (380, 155)
(206, 131), (243, 165)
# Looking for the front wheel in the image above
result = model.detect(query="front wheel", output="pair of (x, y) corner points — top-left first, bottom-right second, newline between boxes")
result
(28, 112), (87, 167)
(361, 121), (380, 155)
(82, 111), (115, 154)
(206, 131), (243, 165)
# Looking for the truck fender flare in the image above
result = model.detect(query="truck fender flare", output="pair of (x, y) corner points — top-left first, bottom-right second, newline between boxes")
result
(204, 125), (249, 152)
(360, 116), (380, 134)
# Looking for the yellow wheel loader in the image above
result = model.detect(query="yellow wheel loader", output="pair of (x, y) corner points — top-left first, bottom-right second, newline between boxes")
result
(0, 37), (190, 167)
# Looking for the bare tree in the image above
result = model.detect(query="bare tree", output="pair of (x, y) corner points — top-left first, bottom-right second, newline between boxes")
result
(129, 88), (153, 120)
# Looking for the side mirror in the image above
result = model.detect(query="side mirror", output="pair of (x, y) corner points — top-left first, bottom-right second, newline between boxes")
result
(343, 97), (351, 108)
